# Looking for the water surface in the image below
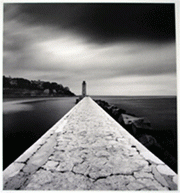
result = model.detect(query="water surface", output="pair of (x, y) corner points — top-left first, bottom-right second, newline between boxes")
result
(3, 97), (77, 169)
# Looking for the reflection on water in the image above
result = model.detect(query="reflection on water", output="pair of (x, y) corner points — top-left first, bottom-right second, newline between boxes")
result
(3, 97), (77, 169)
(3, 102), (33, 114)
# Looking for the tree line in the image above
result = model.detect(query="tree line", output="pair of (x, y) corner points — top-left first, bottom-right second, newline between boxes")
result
(3, 75), (75, 96)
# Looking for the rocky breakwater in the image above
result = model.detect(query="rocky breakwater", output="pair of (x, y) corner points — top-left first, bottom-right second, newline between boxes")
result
(3, 97), (178, 190)
(94, 99), (177, 173)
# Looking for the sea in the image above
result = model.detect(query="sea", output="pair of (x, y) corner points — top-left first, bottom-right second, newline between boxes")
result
(3, 95), (177, 170)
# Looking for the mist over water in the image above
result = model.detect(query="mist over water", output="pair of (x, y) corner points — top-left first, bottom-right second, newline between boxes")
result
(3, 97), (77, 169)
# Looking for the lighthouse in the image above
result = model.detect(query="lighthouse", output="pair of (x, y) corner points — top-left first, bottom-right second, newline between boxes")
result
(82, 81), (86, 98)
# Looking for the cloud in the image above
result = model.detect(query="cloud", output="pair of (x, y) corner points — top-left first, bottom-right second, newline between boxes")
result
(86, 74), (176, 95)
(3, 3), (177, 95)
(29, 38), (176, 77)
(4, 3), (175, 43)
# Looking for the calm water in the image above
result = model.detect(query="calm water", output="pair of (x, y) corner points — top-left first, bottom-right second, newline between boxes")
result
(92, 95), (177, 132)
(3, 96), (177, 170)
(3, 97), (77, 169)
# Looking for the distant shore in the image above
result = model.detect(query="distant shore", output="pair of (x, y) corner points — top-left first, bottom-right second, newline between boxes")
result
(3, 96), (76, 102)
(3, 76), (76, 98)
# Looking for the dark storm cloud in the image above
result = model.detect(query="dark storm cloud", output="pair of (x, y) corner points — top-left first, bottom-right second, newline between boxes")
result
(3, 32), (27, 52)
(3, 3), (176, 95)
(5, 3), (175, 43)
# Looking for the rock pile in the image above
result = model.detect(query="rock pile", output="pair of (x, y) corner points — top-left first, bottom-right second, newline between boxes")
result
(94, 99), (177, 173)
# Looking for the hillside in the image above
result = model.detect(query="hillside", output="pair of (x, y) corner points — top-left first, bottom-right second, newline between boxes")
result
(3, 76), (75, 98)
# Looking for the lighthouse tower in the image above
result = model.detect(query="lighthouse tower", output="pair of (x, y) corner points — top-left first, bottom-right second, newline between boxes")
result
(82, 81), (86, 98)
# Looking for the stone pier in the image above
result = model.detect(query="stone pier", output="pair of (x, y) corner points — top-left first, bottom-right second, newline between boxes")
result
(3, 97), (178, 190)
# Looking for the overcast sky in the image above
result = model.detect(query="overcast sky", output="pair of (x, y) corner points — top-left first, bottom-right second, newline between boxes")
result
(3, 3), (176, 95)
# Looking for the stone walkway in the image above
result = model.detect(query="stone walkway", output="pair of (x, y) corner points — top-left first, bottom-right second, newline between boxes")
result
(3, 97), (178, 190)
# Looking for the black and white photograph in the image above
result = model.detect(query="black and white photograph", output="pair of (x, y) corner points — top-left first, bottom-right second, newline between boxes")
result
(2, 1), (178, 190)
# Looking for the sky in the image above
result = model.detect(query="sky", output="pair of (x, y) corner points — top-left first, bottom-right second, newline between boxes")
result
(3, 3), (177, 95)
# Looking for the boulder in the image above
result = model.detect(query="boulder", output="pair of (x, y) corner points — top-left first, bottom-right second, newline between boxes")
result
(119, 114), (152, 136)
(137, 134), (157, 148)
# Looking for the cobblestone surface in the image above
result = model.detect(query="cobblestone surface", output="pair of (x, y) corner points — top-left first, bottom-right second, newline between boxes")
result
(3, 97), (178, 190)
